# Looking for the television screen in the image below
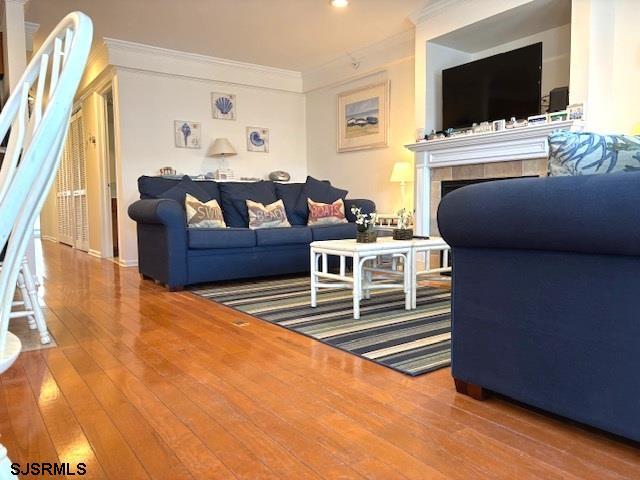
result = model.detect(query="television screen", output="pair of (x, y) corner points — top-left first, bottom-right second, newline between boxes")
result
(442, 42), (542, 130)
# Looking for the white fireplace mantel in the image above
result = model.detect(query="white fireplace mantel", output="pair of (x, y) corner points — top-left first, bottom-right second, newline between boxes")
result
(405, 120), (585, 236)
(405, 120), (585, 168)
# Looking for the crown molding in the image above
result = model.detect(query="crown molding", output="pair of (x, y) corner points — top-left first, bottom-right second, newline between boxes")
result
(24, 21), (39, 35)
(409, 0), (461, 25)
(302, 29), (414, 92)
(3, 0), (29, 5)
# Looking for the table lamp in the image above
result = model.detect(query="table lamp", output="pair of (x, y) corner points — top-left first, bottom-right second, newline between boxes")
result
(208, 138), (237, 179)
(390, 162), (413, 210)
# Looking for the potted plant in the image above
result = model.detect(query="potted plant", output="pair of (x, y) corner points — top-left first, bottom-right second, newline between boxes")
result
(351, 206), (378, 243)
(393, 208), (413, 240)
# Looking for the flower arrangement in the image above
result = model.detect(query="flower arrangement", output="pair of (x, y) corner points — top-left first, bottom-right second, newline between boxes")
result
(393, 208), (414, 240)
(351, 206), (378, 243)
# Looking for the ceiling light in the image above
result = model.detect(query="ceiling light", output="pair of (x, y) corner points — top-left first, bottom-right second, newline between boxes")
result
(331, 0), (349, 7)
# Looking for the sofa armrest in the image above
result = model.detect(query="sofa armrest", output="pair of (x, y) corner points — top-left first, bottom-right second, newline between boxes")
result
(437, 172), (640, 256)
(345, 198), (376, 222)
(128, 198), (186, 227)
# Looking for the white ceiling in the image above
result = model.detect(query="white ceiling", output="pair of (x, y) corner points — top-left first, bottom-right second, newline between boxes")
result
(431, 0), (571, 53)
(26, 0), (424, 72)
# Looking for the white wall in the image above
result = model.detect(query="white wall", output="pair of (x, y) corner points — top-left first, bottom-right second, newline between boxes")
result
(115, 68), (307, 264)
(305, 57), (415, 215)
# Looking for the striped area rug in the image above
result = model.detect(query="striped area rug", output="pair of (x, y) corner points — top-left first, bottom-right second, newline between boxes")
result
(191, 276), (451, 376)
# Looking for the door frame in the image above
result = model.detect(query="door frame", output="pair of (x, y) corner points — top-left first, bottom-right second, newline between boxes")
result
(96, 80), (120, 259)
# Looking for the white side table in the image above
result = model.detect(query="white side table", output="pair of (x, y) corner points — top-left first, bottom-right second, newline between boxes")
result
(310, 238), (413, 319)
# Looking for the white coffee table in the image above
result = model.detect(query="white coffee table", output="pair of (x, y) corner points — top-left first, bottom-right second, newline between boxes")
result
(310, 237), (451, 319)
(310, 238), (413, 319)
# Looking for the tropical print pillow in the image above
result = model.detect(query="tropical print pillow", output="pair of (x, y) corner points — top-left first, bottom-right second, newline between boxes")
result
(307, 198), (348, 226)
(185, 194), (226, 228)
(548, 131), (640, 176)
(247, 199), (291, 229)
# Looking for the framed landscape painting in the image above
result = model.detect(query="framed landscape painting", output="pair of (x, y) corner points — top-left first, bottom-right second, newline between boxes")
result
(337, 80), (389, 152)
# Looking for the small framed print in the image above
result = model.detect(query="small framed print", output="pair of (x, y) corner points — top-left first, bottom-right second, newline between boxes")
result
(174, 120), (201, 149)
(246, 126), (269, 153)
(211, 92), (236, 120)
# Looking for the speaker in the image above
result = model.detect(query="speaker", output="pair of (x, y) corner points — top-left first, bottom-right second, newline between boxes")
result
(548, 87), (569, 112)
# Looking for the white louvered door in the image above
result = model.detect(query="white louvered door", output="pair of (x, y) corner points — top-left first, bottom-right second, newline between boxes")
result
(55, 111), (89, 251)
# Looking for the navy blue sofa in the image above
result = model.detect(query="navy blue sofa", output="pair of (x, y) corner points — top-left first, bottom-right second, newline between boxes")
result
(128, 175), (375, 290)
(438, 172), (640, 442)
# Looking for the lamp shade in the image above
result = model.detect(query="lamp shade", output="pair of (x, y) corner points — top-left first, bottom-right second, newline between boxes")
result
(207, 138), (237, 157)
(390, 162), (412, 183)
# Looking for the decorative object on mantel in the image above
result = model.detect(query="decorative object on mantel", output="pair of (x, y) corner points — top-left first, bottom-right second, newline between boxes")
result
(174, 120), (201, 149)
(337, 80), (389, 152)
(390, 161), (412, 210)
(351, 206), (378, 243)
(211, 92), (236, 120)
(268, 170), (291, 182)
(159, 166), (176, 176)
(393, 208), (413, 240)
(246, 126), (269, 152)
(207, 137), (237, 179)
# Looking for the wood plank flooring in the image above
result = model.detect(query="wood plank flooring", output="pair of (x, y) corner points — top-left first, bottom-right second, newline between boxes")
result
(1, 241), (638, 479)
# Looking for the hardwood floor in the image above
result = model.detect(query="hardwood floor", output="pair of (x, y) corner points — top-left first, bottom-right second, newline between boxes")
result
(2, 241), (638, 479)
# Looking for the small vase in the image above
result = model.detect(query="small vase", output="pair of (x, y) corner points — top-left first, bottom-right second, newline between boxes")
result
(356, 230), (378, 243)
(393, 228), (413, 240)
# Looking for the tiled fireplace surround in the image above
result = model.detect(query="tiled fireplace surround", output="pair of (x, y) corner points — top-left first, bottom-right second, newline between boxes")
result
(429, 157), (548, 236)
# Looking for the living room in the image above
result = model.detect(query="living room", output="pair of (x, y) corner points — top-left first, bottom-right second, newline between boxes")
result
(1, 0), (639, 478)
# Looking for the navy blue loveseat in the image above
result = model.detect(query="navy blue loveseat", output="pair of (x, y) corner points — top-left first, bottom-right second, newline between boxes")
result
(438, 172), (640, 442)
(128, 175), (375, 290)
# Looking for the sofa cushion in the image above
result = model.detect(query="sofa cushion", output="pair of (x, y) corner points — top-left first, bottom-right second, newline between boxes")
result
(185, 194), (226, 228)
(188, 227), (256, 249)
(294, 176), (348, 223)
(138, 175), (179, 199)
(310, 222), (357, 241)
(275, 182), (306, 225)
(247, 199), (291, 229)
(548, 131), (640, 176)
(194, 180), (221, 202)
(160, 175), (211, 204)
(218, 181), (278, 227)
(255, 226), (312, 246)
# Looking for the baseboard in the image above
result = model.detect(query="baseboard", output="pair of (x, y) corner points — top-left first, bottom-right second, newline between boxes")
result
(41, 235), (58, 243)
(117, 258), (138, 268)
(88, 249), (102, 258)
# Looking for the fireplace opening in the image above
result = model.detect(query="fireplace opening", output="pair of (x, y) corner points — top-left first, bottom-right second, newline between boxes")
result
(441, 176), (537, 198)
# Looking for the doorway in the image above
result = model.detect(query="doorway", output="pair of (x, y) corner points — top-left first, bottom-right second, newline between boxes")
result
(104, 89), (119, 258)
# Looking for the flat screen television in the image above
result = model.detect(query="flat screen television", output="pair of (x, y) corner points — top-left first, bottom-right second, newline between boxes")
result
(442, 42), (542, 130)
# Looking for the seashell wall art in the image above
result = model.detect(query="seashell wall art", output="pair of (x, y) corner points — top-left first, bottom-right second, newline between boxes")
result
(211, 92), (236, 120)
(246, 126), (269, 153)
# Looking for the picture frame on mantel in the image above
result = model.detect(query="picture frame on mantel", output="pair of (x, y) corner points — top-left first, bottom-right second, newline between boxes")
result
(337, 80), (389, 153)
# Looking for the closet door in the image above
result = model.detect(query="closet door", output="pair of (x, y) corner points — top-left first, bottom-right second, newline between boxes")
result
(55, 111), (88, 250)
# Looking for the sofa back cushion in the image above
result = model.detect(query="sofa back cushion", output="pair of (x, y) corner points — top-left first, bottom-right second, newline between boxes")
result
(274, 182), (305, 225)
(160, 175), (212, 205)
(548, 131), (640, 176)
(294, 176), (348, 223)
(218, 181), (278, 227)
(138, 175), (221, 202)
(307, 198), (348, 226)
(185, 194), (226, 228)
(247, 199), (291, 229)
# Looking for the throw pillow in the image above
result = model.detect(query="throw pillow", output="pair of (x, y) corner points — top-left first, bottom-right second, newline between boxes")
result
(218, 181), (278, 227)
(307, 198), (348, 226)
(275, 182), (306, 225)
(160, 175), (211, 204)
(247, 199), (291, 229)
(294, 176), (348, 223)
(548, 131), (640, 176)
(185, 194), (226, 228)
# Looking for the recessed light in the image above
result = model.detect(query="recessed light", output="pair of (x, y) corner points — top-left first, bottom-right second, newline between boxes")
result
(331, 0), (349, 7)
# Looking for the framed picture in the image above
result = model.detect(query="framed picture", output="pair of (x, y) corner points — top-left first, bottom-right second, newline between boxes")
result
(246, 126), (269, 153)
(211, 92), (236, 120)
(174, 120), (201, 149)
(337, 80), (389, 152)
